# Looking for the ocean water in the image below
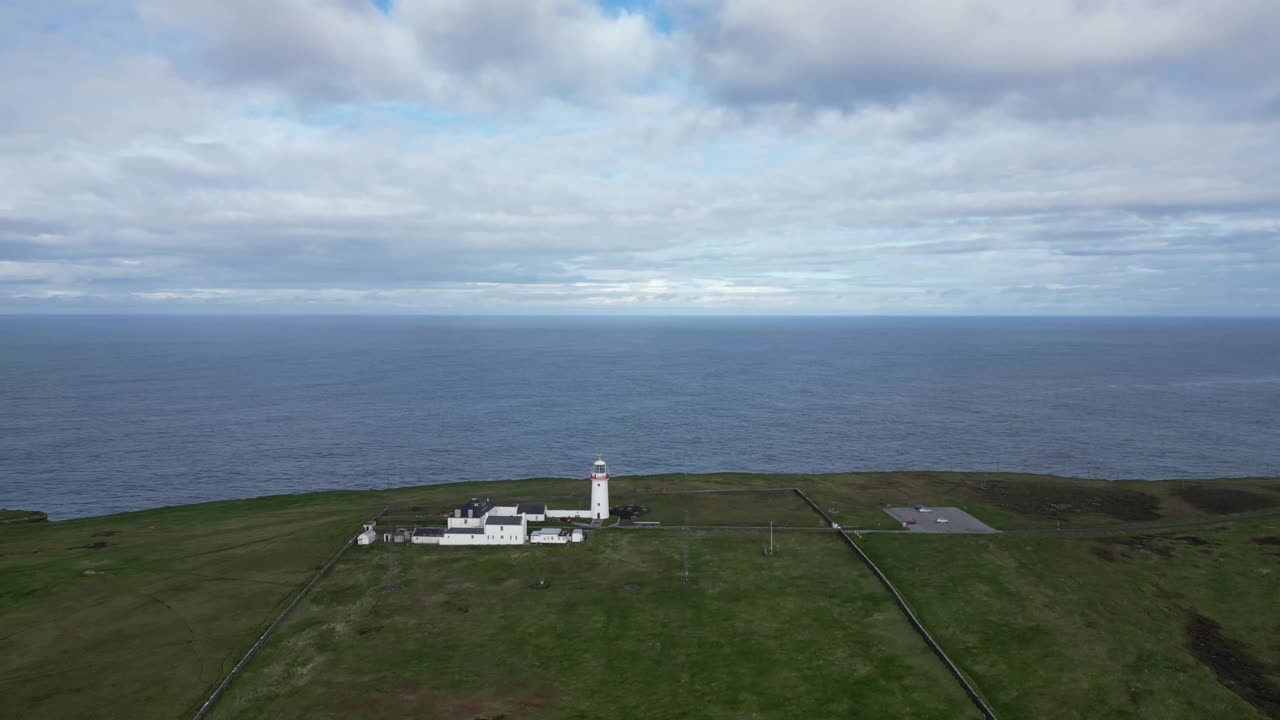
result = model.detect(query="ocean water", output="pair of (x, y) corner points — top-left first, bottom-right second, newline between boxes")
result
(2, 315), (1278, 520)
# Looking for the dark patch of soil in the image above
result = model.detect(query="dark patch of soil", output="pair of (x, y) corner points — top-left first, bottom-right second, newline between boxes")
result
(1185, 612), (1280, 719)
(92, 530), (119, 537)
(974, 480), (1161, 523)
(1090, 546), (1118, 562)
(69, 541), (109, 550)
(445, 598), (470, 614)
(1177, 487), (1278, 515)
(611, 505), (649, 520)
(1093, 534), (1211, 558)
(1250, 536), (1280, 546)
(356, 625), (384, 636)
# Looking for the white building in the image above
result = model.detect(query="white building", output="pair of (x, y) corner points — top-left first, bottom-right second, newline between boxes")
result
(483, 515), (527, 543)
(369, 457), (614, 547)
(437, 498), (529, 545)
(530, 527), (585, 544)
(356, 523), (377, 545)
(446, 498), (494, 529)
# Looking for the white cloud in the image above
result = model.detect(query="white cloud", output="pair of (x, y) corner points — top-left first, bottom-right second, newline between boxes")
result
(685, 0), (1280, 107)
(0, 0), (1277, 314)
(136, 0), (678, 107)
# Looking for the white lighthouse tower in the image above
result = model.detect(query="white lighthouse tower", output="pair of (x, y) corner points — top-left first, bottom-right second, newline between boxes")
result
(590, 456), (610, 520)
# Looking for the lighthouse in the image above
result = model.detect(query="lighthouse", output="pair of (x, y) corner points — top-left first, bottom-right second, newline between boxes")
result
(590, 456), (610, 520)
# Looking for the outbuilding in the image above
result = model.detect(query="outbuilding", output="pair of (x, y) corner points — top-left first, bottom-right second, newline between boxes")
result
(530, 527), (570, 544)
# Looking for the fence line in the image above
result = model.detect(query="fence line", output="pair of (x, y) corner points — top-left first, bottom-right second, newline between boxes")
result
(792, 488), (999, 720)
(190, 527), (362, 720)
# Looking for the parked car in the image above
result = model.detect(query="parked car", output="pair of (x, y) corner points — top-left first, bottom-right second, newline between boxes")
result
(915, 505), (933, 512)
(935, 517), (949, 524)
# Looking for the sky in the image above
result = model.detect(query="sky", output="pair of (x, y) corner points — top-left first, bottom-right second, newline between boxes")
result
(1, 0), (1278, 315)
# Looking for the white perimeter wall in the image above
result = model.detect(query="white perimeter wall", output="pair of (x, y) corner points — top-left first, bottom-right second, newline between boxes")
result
(546, 509), (593, 519)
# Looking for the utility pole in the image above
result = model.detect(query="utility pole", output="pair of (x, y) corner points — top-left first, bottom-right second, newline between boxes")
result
(681, 510), (691, 585)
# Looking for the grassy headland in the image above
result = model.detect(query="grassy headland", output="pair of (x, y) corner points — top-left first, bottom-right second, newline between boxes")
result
(861, 517), (1280, 719)
(0, 509), (47, 524)
(212, 532), (982, 719)
(1, 471), (1278, 719)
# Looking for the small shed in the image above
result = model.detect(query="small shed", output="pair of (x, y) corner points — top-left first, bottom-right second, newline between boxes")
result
(530, 527), (569, 545)
(356, 529), (377, 545)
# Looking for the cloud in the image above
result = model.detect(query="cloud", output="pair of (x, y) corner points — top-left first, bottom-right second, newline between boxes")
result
(137, 0), (677, 107)
(682, 0), (1280, 110)
(0, 0), (1278, 315)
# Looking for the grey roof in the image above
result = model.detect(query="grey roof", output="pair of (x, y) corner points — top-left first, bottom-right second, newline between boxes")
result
(412, 527), (444, 537)
(457, 497), (495, 518)
(516, 503), (547, 514)
(445, 527), (485, 535)
(531, 527), (562, 536)
(486, 515), (523, 526)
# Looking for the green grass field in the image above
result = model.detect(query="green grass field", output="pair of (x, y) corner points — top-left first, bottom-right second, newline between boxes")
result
(0, 494), (361, 719)
(2, 471), (1279, 719)
(210, 532), (981, 720)
(861, 518), (1280, 719)
(612, 489), (826, 528)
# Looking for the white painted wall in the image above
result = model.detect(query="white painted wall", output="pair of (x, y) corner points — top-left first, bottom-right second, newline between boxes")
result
(439, 532), (485, 546)
(591, 479), (609, 520)
(484, 516), (527, 544)
(546, 509), (593, 519)
(447, 515), (484, 529)
(357, 530), (377, 545)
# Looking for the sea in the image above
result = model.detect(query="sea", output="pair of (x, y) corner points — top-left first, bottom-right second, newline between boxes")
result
(2, 316), (1278, 520)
